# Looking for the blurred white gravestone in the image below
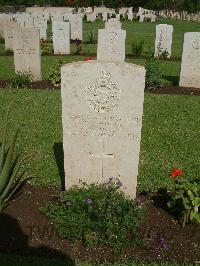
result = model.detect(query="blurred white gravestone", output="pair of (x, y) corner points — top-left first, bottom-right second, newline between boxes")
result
(61, 61), (145, 199)
(52, 21), (70, 54)
(69, 14), (83, 41)
(155, 24), (173, 58)
(179, 32), (200, 88)
(13, 28), (41, 81)
(34, 18), (47, 40)
(105, 18), (121, 29)
(5, 21), (20, 50)
(97, 28), (126, 62)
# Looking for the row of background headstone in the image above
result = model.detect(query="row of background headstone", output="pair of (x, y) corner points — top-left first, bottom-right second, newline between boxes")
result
(0, 12), (199, 88)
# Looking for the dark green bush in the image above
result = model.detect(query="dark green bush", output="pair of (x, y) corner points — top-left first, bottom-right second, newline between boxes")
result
(9, 72), (33, 89)
(4, 48), (13, 55)
(0, 37), (4, 43)
(40, 179), (143, 253)
(41, 39), (52, 55)
(145, 55), (163, 90)
(131, 40), (144, 58)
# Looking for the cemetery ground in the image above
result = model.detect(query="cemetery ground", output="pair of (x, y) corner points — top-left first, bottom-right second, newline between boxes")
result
(0, 18), (200, 264)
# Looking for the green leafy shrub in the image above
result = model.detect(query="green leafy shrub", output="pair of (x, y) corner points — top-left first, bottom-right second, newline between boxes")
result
(159, 50), (169, 60)
(86, 30), (96, 44)
(72, 38), (83, 55)
(0, 108), (28, 212)
(0, 37), (4, 43)
(41, 39), (52, 55)
(131, 40), (144, 58)
(145, 55), (163, 90)
(48, 58), (63, 86)
(40, 179), (143, 253)
(10, 71), (33, 89)
(168, 177), (200, 226)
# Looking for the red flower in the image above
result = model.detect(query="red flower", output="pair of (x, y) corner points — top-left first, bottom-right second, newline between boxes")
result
(85, 57), (93, 61)
(170, 168), (184, 178)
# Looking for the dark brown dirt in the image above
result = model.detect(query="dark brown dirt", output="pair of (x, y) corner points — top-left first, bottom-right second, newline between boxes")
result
(0, 80), (200, 96)
(0, 184), (199, 263)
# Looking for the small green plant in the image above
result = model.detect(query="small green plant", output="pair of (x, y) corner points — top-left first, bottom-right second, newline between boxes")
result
(4, 48), (13, 55)
(145, 54), (163, 90)
(10, 71), (33, 89)
(0, 37), (4, 43)
(168, 177), (200, 227)
(0, 108), (28, 212)
(86, 30), (96, 44)
(159, 50), (169, 60)
(131, 40), (144, 58)
(48, 58), (63, 86)
(41, 39), (52, 55)
(72, 38), (83, 55)
(40, 178), (143, 253)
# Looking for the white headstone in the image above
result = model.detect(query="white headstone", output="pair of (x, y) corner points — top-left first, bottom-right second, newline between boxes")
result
(139, 14), (144, 22)
(69, 14), (83, 41)
(102, 13), (108, 22)
(128, 12), (133, 21)
(5, 21), (20, 50)
(87, 13), (96, 22)
(116, 14), (120, 20)
(61, 61), (145, 199)
(105, 18), (122, 29)
(34, 18), (47, 40)
(179, 32), (200, 88)
(13, 28), (41, 81)
(155, 24), (173, 58)
(97, 28), (126, 62)
(52, 21), (70, 54)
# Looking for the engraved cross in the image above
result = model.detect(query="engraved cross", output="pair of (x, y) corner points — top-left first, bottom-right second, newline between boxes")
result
(89, 141), (114, 178)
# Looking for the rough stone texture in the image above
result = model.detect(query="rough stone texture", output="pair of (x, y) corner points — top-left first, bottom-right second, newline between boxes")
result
(105, 18), (121, 29)
(52, 21), (70, 54)
(102, 13), (108, 22)
(4, 21), (19, 50)
(128, 12), (133, 21)
(87, 13), (96, 22)
(13, 28), (41, 81)
(116, 14), (120, 20)
(179, 32), (200, 88)
(69, 14), (83, 41)
(155, 24), (173, 58)
(61, 61), (145, 199)
(34, 18), (47, 39)
(97, 28), (126, 62)
(139, 14), (144, 22)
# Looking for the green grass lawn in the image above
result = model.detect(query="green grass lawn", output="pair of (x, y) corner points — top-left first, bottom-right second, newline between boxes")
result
(0, 18), (199, 85)
(0, 89), (199, 192)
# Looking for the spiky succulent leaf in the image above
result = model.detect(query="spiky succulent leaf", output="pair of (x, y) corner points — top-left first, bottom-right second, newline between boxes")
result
(0, 130), (19, 195)
(0, 116), (8, 173)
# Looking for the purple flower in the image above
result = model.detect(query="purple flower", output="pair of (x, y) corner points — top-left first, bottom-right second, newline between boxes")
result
(116, 180), (123, 188)
(85, 198), (93, 205)
(135, 195), (142, 206)
(65, 200), (73, 207)
(155, 236), (168, 251)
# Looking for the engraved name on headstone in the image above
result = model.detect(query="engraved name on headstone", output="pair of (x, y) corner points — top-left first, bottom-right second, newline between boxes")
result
(13, 28), (41, 81)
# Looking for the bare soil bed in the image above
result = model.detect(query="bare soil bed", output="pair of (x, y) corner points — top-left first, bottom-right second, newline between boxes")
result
(0, 184), (199, 263)
(0, 80), (200, 96)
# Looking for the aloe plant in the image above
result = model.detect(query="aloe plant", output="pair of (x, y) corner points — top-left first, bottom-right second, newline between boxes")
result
(0, 113), (27, 212)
